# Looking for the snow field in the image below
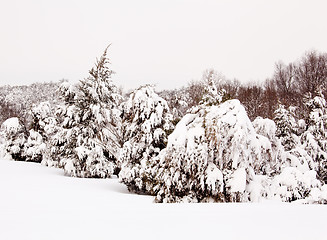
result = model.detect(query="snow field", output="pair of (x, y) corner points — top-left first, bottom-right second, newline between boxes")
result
(1, 158), (326, 240)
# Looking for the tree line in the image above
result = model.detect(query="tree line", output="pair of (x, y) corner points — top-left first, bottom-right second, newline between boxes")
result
(1, 50), (326, 127)
(161, 50), (327, 122)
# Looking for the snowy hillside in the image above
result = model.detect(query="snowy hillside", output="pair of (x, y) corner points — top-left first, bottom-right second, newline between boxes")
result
(1, 158), (327, 240)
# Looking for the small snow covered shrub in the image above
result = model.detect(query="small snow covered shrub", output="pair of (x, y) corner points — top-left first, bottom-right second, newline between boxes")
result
(50, 47), (122, 178)
(270, 167), (321, 202)
(153, 100), (278, 203)
(30, 101), (57, 139)
(24, 102), (57, 163)
(24, 129), (45, 162)
(303, 185), (327, 204)
(246, 167), (323, 203)
(1, 117), (27, 161)
(119, 85), (173, 193)
(252, 117), (287, 174)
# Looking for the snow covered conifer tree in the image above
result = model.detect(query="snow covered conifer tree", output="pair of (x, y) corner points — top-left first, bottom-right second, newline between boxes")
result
(273, 104), (299, 151)
(119, 85), (173, 193)
(51, 46), (122, 177)
(153, 100), (276, 203)
(301, 94), (327, 182)
(252, 117), (287, 174)
(199, 77), (228, 107)
(24, 129), (45, 162)
(0, 117), (27, 161)
(24, 102), (57, 163)
(188, 79), (228, 114)
(30, 102), (57, 139)
(159, 88), (191, 125)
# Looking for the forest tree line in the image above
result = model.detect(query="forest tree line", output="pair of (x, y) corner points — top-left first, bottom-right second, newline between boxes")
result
(161, 50), (327, 122)
(1, 50), (327, 128)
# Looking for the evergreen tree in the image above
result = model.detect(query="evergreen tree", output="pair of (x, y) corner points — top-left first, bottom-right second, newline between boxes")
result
(51, 47), (122, 178)
(252, 117), (287, 174)
(0, 117), (27, 161)
(24, 129), (45, 162)
(199, 78), (227, 107)
(301, 94), (327, 182)
(159, 88), (191, 125)
(274, 104), (299, 151)
(189, 80), (228, 114)
(119, 85), (173, 193)
(153, 100), (276, 203)
(24, 102), (57, 163)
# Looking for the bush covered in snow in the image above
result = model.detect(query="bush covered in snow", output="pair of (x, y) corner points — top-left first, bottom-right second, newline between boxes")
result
(252, 117), (288, 174)
(24, 130), (45, 162)
(246, 167), (323, 202)
(30, 101), (57, 138)
(119, 85), (173, 193)
(24, 102), (57, 163)
(1, 117), (27, 161)
(270, 167), (321, 202)
(152, 99), (281, 202)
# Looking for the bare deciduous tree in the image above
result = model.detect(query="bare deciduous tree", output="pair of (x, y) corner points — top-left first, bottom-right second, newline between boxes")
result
(295, 51), (327, 96)
(273, 61), (297, 106)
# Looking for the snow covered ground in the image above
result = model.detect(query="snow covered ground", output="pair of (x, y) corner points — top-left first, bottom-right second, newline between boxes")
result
(1, 158), (326, 240)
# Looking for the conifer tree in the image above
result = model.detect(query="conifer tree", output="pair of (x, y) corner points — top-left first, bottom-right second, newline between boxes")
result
(301, 94), (327, 182)
(119, 85), (173, 193)
(51, 46), (122, 178)
(274, 104), (298, 151)
(24, 102), (57, 163)
(0, 117), (27, 161)
(199, 78), (227, 107)
(153, 100), (275, 203)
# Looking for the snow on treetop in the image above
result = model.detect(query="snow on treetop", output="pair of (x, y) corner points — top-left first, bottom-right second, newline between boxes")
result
(252, 117), (277, 141)
(124, 85), (170, 128)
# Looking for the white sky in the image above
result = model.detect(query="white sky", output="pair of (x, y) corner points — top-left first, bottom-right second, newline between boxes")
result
(1, 0), (327, 90)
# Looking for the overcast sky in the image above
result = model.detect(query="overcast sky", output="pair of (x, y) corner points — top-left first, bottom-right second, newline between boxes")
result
(1, 0), (327, 90)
